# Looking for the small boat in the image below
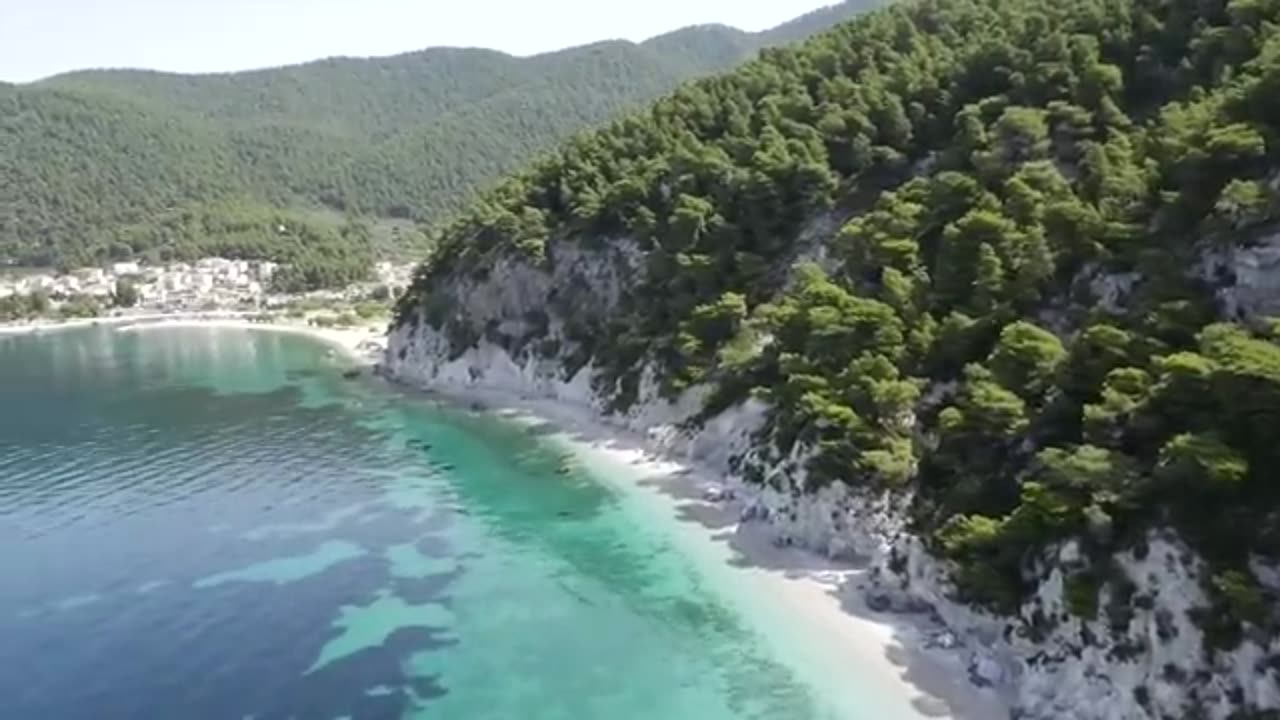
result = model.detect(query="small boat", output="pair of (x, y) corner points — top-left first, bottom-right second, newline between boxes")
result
(342, 368), (361, 380)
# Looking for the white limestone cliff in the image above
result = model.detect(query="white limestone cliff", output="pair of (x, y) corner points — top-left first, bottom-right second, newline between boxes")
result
(383, 238), (1280, 720)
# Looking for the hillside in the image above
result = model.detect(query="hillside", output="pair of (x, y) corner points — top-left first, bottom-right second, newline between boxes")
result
(386, 0), (1280, 717)
(0, 1), (882, 271)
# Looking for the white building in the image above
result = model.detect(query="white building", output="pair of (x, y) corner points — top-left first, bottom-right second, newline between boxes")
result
(22, 275), (55, 292)
(139, 285), (164, 304)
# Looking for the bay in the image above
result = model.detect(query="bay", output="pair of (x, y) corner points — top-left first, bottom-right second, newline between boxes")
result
(0, 326), (896, 719)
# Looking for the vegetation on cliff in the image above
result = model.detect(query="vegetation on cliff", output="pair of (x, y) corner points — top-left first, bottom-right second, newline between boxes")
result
(399, 0), (1280, 654)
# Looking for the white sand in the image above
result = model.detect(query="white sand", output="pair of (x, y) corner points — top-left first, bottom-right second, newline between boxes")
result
(1, 311), (278, 337)
(0, 315), (134, 335)
(425, 386), (1011, 720)
(110, 316), (386, 364)
(2, 312), (386, 361)
(0, 311), (385, 364)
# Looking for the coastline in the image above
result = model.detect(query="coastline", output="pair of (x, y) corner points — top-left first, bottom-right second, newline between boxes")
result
(413, 383), (1011, 720)
(9, 314), (1007, 717)
(1, 312), (387, 366)
(112, 317), (386, 365)
(0, 312), (211, 336)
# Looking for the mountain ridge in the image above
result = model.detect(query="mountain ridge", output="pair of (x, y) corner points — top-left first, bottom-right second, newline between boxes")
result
(30, 9), (844, 86)
(0, 0), (883, 270)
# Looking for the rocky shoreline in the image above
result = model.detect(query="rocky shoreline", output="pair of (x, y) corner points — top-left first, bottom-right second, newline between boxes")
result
(381, 319), (1015, 719)
(378, 238), (1280, 719)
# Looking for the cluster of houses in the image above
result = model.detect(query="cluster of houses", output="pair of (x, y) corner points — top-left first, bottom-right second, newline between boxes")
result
(0, 259), (414, 313)
(0, 259), (279, 310)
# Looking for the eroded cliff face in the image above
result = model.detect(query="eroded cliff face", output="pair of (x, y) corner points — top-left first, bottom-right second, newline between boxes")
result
(1204, 229), (1280, 320)
(384, 238), (1280, 720)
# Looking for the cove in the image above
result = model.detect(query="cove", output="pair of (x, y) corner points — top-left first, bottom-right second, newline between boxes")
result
(0, 325), (918, 719)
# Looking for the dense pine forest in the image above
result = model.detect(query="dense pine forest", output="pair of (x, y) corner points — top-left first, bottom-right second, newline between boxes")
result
(0, 0), (880, 276)
(398, 0), (1280, 665)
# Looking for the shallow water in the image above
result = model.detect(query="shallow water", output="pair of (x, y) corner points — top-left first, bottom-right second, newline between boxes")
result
(0, 326), (903, 720)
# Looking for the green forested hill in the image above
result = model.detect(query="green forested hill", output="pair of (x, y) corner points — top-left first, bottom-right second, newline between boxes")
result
(42, 48), (533, 137)
(0, 1), (881, 269)
(398, 0), (1280, 664)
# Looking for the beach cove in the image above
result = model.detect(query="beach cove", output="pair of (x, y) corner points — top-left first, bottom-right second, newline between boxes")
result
(0, 323), (1004, 719)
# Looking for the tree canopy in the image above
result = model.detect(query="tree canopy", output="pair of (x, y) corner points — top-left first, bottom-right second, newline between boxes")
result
(398, 0), (1280, 647)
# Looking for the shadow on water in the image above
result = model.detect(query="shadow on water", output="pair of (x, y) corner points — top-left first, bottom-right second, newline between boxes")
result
(1, 549), (456, 720)
(0, 333), (468, 720)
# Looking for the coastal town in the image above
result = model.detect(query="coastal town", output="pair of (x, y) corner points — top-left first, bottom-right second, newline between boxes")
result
(0, 258), (417, 324)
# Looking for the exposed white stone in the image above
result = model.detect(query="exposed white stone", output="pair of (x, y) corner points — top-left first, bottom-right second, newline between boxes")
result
(1202, 229), (1280, 320)
(1087, 267), (1141, 315)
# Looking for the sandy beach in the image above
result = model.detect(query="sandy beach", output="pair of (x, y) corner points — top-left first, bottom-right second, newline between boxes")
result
(1, 312), (388, 365)
(419, 385), (1011, 720)
(0, 313), (172, 336)
(110, 316), (387, 364)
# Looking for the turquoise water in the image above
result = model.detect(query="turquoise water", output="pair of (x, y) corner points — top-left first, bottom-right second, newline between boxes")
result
(0, 326), (885, 720)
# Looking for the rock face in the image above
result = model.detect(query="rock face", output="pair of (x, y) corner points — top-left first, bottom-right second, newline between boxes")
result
(1203, 229), (1280, 320)
(385, 239), (1280, 720)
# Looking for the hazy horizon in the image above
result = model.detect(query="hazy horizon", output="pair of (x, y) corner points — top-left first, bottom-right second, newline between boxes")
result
(0, 0), (836, 83)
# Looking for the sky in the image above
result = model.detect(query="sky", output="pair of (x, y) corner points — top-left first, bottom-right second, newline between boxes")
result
(0, 0), (836, 83)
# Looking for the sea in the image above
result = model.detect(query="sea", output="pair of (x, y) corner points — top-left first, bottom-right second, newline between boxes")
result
(0, 325), (911, 720)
